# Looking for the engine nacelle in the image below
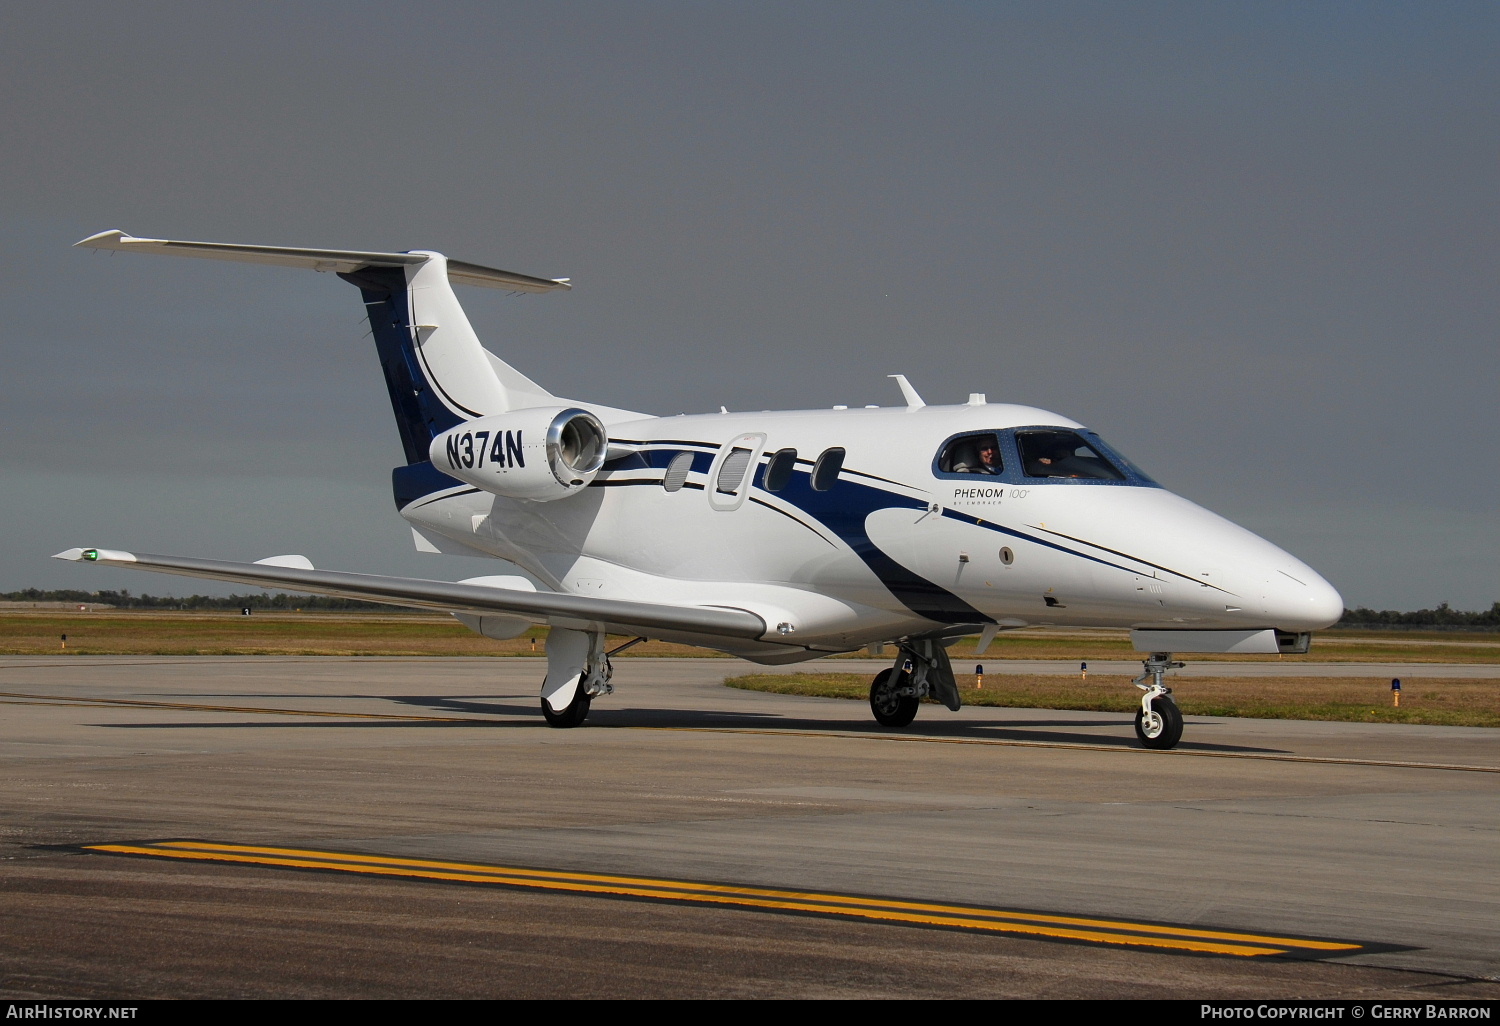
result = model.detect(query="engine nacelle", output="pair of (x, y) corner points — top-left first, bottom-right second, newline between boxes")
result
(429, 407), (607, 501)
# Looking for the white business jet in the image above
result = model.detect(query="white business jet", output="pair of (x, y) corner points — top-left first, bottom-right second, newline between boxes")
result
(57, 231), (1344, 748)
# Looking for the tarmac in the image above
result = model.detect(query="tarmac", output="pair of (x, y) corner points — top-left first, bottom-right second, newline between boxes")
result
(1, 655), (1496, 999)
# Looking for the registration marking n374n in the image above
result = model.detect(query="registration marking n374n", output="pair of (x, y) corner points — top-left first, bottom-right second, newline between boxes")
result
(87, 840), (1367, 959)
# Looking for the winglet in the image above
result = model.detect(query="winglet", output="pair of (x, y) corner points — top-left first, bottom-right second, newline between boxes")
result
(53, 547), (138, 563)
(888, 374), (926, 410)
(74, 230), (132, 250)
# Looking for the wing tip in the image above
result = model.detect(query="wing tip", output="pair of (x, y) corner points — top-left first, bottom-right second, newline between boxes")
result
(74, 230), (131, 249)
(53, 547), (137, 563)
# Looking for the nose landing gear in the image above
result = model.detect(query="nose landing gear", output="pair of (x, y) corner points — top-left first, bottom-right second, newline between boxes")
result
(1133, 652), (1184, 749)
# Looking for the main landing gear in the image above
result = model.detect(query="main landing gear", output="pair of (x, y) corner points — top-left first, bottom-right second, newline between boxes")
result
(541, 682), (592, 727)
(1133, 651), (1184, 750)
(869, 667), (918, 727)
(539, 631), (643, 728)
(868, 639), (961, 728)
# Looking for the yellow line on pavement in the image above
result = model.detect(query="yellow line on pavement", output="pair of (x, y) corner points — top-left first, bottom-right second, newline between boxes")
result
(87, 840), (1364, 958)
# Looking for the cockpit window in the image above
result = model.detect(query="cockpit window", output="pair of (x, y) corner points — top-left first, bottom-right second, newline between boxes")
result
(939, 433), (1003, 476)
(1081, 431), (1157, 486)
(1016, 429), (1126, 481)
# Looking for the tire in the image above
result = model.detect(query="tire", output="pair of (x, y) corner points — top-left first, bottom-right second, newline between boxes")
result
(541, 680), (592, 728)
(1134, 696), (1183, 750)
(870, 668), (919, 728)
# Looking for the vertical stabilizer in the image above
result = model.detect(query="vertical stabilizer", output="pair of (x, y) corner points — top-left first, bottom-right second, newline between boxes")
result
(339, 254), (558, 464)
(405, 252), (557, 415)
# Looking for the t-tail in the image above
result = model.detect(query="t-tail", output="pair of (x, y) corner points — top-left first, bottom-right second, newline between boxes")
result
(74, 230), (575, 506)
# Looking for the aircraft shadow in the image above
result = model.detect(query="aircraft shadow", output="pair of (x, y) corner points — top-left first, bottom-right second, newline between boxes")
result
(587, 709), (1289, 753)
(94, 695), (1289, 753)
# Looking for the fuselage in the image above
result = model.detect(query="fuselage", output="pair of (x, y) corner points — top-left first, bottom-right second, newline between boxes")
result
(400, 401), (1344, 662)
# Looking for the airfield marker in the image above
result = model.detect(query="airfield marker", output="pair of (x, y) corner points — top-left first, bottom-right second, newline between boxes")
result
(1392, 678), (1401, 708)
(1080, 660), (1087, 679)
(975, 664), (983, 689)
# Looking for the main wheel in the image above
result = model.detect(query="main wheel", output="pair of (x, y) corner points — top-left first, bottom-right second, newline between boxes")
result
(541, 680), (592, 728)
(870, 668), (919, 728)
(1134, 696), (1183, 750)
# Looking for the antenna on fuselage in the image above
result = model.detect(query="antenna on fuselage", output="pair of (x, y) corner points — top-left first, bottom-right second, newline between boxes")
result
(888, 374), (926, 410)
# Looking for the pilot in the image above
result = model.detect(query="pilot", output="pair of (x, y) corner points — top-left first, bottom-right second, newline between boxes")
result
(954, 437), (1003, 475)
(1035, 441), (1083, 477)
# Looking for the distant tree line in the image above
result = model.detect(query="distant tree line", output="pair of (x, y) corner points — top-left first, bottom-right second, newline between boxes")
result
(6, 588), (1497, 628)
(0, 588), (398, 611)
(1339, 601), (1500, 630)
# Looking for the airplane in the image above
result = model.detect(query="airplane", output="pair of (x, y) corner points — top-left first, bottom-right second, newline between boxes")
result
(57, 230), (1345, 749)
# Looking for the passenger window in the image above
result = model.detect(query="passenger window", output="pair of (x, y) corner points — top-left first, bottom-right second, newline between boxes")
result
(662, 452), (693, 492)
(939, 433), (1003, 476)
(716, 447), (754, 495)
(764, 448), (797, 492)
(1016, 429), (1125, 481)
(811, 447), (844, 491)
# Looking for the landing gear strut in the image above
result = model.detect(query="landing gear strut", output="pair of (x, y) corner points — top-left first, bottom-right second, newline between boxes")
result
(539, 628), (625, 728)
(867, 639), (961, 728)
(1133, 651), (1184, 750)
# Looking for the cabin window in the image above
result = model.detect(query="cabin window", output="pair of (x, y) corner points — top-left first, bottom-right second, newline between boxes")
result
(662, 452), (694, 492)
(764, 448), (797, 492)
(811, 447), (845, 491)
(938, 433), (1003, 476)
(1016, 429), (1125, 481)
(716, 447), (754, 495)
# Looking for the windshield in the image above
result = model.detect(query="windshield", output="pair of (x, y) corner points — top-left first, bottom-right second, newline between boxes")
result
(1016, 429), (1126, 481)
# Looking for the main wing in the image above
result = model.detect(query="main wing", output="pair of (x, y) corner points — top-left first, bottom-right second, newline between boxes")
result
(53, 548), (766, 641)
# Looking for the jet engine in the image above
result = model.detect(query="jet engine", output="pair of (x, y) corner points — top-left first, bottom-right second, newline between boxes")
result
(429, 407), (607, 501)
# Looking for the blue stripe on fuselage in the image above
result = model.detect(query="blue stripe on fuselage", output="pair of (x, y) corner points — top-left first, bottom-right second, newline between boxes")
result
(939, 508), (1141, 576)
(339, 265), (465, 469)
(755, 463), (994, 625)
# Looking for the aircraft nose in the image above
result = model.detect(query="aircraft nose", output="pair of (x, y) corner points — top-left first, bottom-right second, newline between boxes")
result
(1303, 573), (1345, 629)
(1268, 567), (1345, 631)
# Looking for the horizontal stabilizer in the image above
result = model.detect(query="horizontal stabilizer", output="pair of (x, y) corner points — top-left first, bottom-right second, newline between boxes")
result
(74, 231), (571, 293)
(53, 548), (766, 641)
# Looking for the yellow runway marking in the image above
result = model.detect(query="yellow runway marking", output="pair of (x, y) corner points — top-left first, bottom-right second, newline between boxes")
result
(87, 840), (1366, 958)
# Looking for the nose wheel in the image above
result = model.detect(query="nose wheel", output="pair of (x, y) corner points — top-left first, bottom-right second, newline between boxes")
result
(1134, 695), (1183, 748)
(1133, 652), (1185, 750)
